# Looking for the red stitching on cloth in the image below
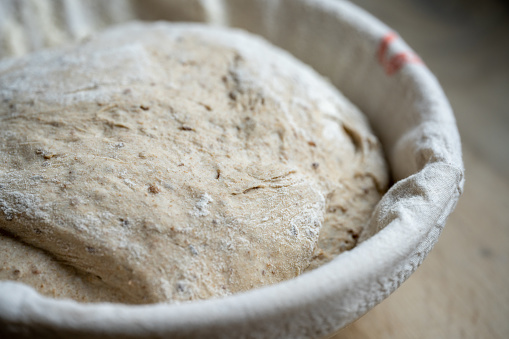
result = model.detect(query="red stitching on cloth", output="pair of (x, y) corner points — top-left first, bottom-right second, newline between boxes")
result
(378, 32), (397, 64)
(378, 32), (422, 75)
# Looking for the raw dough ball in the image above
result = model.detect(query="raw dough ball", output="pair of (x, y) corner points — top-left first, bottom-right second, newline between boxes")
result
(0, 22), (388, 304)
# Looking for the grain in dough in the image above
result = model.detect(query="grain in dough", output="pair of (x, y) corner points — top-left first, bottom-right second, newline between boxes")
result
(0, 22), (388, 304)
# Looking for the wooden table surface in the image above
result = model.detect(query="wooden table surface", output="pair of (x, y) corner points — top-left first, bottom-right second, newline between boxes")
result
(330, 0), (509, 338)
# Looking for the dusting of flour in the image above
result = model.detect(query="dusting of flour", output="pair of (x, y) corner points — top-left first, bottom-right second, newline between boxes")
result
(0, 23), (388, 304)
(191, 193), (214, 217)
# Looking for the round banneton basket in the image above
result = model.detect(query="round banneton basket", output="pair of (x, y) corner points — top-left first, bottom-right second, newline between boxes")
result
(0, 0), (464, 338)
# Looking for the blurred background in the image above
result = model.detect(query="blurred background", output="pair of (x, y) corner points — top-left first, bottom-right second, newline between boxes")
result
(332, 0), (509, 338)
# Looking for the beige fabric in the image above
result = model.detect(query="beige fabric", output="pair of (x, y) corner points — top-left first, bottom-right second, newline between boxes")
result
(0, 0), (463, 338)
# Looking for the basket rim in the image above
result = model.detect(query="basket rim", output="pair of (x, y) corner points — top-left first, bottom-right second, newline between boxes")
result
(0, 0), (464, 337)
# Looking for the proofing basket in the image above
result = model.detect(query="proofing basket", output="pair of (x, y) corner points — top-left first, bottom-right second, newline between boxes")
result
(0, 0), (464, 338)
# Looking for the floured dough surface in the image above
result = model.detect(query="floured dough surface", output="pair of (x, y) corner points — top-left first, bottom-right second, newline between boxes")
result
(0, 22), (388, 304)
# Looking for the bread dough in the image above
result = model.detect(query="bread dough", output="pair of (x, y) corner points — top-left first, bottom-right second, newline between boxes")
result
(0, 22), (388, 304)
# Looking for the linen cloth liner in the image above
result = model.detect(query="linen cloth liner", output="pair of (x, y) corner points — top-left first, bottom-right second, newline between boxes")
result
(0, 0), (464, 338)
